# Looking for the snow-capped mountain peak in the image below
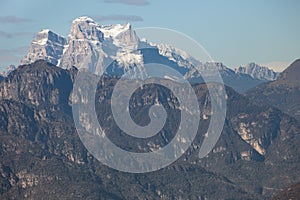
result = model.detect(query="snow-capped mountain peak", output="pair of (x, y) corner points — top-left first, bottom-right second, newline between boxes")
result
(69, 16), (104, 41)
(33, 29), (66, 46)
(21, 16), (272, 93)
(72, 16), (95, 23)
(69, 16), (135, 46)
(59, 16), (141, 72)
(235, 63), (279, 81)
(21, 29), (67, 66)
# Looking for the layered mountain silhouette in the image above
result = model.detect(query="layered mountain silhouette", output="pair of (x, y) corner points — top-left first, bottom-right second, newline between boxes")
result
(0, 16), (298, 199)
(247, 59), (300, 121)
(235, 62), (279, 81)
(20, 16), (277, 93)
(0, 60), (299, 199)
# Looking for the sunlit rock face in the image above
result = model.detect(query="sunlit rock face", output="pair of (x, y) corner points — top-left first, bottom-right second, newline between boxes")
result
(22, 29), (67, 66)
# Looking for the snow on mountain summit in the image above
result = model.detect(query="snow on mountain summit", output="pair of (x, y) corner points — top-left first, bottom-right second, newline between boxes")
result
(21, 16), (271, 93)
(59, 16), (141, 72)
(21, 29), (67, 66)
(69, 16), (135, 45)
(235, 63), (279, 81)
(73, 16), (95, 23)
(68, 16), (104, 41)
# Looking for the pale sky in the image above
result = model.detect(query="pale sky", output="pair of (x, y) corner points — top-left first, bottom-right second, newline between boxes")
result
(0, 0), (299, 71)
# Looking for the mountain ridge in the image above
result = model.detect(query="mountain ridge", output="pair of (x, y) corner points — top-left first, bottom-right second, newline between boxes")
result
(246, 59), (300, 121)
(21, 16), (273, 93)
(0, 60), (262, 199)
(1, 60), (300, 199)
(235, 62), (279, 81)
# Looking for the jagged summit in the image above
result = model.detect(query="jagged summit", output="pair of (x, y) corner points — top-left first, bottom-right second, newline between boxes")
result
(32, 29), (66, 46)
(69, 16), (104, 41)
(22, 16), (139, 72)
(235, 62), (279, 81)
(70, 16), (132, 41)
(21, 29), (67, 66)
(59, 16), (140, 72)
(72, 16), (95, 23)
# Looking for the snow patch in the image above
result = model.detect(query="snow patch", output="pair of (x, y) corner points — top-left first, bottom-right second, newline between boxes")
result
(114, 51), (143, 68)
(99, 23), (131, 39)
(39, 29), (50, 34)
(32, 38), (48, 46)
(73, 16), (95, 23)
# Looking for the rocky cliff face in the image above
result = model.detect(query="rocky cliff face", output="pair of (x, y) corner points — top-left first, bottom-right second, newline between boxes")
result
(59, 16), (105, 72)
(0, 60), (300, 199)
(60, 16), (141, 74)
(21, 29), (67, 66)
(198, 86), (300, 196)
(0, 60), (72, 110)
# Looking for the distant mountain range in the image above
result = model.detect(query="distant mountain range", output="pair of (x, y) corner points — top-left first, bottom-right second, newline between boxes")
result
(247, 59), (300, 121)
(0, 16), (299, 199)
(20, 16), (281, 93)
(235, 62), (279, 81)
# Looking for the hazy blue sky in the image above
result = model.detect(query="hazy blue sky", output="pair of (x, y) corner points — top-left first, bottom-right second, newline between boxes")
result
(0, 0), (299, 70)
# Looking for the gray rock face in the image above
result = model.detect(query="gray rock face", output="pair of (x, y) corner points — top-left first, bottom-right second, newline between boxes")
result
(69, 17), (104, 41)
(236, 63), (279, 81)
(59, 17), (105, 72)
(0, 60), (72, 109)
(21, 29), (67, 66)
(60, 16), (141, 74)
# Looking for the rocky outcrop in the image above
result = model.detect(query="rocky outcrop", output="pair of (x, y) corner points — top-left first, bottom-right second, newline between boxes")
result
(0, 60), (72, 110)
(21, 29), (67, 66)
(60, 16), (141, 74)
